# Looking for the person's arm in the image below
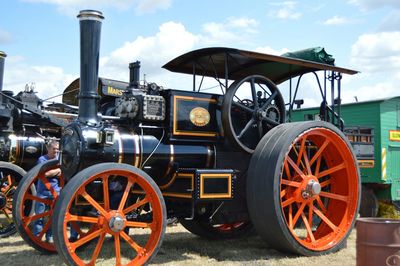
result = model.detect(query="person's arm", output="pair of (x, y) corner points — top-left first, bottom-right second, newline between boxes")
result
(45, 168), (61, 177)
(38, 156), (61, 178)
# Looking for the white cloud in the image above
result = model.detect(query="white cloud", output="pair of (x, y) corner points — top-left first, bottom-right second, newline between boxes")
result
(255, 46), (289, 55)
(22, 0), (171, 15)
(100, 21), (199, 84)
(350, 31), (400, 73)
(343, 78), (400, 103)
(3, 55), (75, 102)
(201, 17), (259, 45)
(99, 16), (259, 91)
(323, 15), (357, 26)
(0, 29), (12, 44)
(347, 31), (400, 102)
(268, 1), (302, 20)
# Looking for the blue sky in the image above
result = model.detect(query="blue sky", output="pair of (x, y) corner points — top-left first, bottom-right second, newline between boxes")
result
(1, 0), (400, 106)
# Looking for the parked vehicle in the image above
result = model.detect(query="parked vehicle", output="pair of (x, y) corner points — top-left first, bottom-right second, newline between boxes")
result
(14, 10), (361, 265)
(0, 51), (67, 237)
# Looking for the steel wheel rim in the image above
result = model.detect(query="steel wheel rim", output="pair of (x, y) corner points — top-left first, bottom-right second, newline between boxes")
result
(19, 166), (62, 252)
(224, 75), (285, 153)
(279, 127), (359, 251)
(62, 169), (164, 265)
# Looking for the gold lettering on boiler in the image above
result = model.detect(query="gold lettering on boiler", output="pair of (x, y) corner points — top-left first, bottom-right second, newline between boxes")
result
(189, 107), (210, 127)
(107, 86), (123, 96)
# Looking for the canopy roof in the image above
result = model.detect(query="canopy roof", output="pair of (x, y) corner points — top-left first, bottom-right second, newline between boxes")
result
(163, 47), (358, 84)
(62, 77), (129, 105)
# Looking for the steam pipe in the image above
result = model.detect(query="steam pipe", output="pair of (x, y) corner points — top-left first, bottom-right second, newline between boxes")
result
(0, 51), (6, 92)
(77, 10), (104, 126)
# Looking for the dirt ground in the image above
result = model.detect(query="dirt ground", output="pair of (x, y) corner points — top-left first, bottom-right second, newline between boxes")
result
(0, 224), (356, 266)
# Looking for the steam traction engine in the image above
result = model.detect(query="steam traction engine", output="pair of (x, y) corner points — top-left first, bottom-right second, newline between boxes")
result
(14, 10), (360, 265)
(0, 52), (68, 237)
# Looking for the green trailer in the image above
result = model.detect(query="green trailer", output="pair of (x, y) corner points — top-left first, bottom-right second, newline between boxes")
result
(291, 97), (400, 216)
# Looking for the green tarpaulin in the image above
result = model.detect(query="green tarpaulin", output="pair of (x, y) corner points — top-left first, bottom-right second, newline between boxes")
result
(282, 47), (335, 66)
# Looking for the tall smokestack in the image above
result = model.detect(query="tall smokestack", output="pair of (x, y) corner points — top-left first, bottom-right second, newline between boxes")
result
(0, 51), (6, 92)
(77, 10), (104, 126)
(129, 61), (140, 88)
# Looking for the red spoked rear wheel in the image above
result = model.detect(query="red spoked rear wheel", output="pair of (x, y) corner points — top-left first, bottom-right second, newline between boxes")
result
(247, 121), (360, 255)
(52, 163), (166, 266)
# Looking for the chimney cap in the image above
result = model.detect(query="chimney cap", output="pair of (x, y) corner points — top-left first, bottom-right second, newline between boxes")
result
(0, 51), (7, 58)
(77, 10), (104, 21)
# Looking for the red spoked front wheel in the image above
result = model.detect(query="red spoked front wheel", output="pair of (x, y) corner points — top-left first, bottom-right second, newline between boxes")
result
(52, 163), (166, 265)
(247, 121), (360, 255)
(0, 162), (26, 238)
(12, 159), (62, 253)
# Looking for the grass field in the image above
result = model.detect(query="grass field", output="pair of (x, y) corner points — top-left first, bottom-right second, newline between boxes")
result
(0, 223), (356, 266)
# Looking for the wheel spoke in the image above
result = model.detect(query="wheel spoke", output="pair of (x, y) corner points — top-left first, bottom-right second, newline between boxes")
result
(282, 197), (295, 208)
(315, 155), (322, 176)
(296, 137), (306, 166)
(90, 232), (106, 265)
(118, 180), (134, 213)
(301, 211), (316, 243)
(125, 221), (151, 229)
(70, 221), (84, 236)
(281, 179), (301, 188)
(288, 204), (293, 229)
(308, 202), (314, 230)
(103, 176), (110, 211)
(286, 156), (305, 179)
(280, 189), (286, 198)
(320, 179), (331, 188)
(261, 116), (280, 126)
(115, 234), (121, 266)
(313, 207), (338, 232)
(257, 120), (263, 139)
(2, 176), (14, 195)
(37, 219), (52, 240)
(284, 161), (292, 180)
(250, 78), (258, 109)
(66, 214), (99, 224)
(25, 194), (53, 205)
(2, 209), (13, 223)
(292, 202), (306, 229)
(309, 139), (330, 166)
(23, 210), (51, 224)
(123, 196), (149, 214)
(71, 228), (104, 251)
(262, 91), (278, 109)
(39, 175), (58, 199)
(237, 118), (255, 139)
(301, 212), (316, 243)
(316, 196), (328, 213)
(232, 101), (253, 113)
(121, 231), (144, 253)
(302, 148), (312, 176)
(81, 189), (108, 217)
(319, 191), (349, 202)
(317, 162), (346, 179)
